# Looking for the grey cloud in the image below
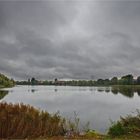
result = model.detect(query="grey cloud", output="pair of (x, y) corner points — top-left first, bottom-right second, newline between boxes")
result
(0, 1), (140, 80)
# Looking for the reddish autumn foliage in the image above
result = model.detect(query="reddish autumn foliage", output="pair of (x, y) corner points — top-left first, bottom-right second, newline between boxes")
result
(0, 102), (65, 138)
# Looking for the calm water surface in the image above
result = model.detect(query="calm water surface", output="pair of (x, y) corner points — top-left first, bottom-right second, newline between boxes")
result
(0, 85), (140, 133)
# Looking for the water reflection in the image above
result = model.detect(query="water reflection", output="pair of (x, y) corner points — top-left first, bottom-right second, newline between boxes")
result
(97, 86), (140, 98)
(0, 85), (140, 133)
(0, 90), (9, 100)
(54, 88), (58, 92)
(28, 88), (38, 93)
(31, 89), (36, 93)
(105, 88), (110, 93)
(112, 86), (134, 98)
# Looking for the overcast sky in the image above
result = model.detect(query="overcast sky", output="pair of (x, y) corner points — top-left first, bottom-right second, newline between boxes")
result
(0, 0), (140, 80)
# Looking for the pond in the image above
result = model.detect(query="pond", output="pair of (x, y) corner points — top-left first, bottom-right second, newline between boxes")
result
(0, 85), (140, 133)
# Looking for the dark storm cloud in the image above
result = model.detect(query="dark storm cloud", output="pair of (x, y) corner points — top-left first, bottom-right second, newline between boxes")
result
(0, 0), (140, 80)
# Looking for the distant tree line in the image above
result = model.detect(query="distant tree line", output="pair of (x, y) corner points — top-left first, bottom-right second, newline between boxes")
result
(95, 74), (134, 86)
(0, 73), (15, 88)
(16, 77), (54, 86)
(16, 74), (140, 86)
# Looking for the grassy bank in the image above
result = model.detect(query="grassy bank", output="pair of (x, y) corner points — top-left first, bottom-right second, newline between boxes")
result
(28, 135), (140, 140)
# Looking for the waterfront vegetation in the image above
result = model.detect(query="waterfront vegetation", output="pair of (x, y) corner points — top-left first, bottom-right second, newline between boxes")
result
(0, 73), (15, 88)
(0, 102), (140, 139)
(16, 74), (140, 86)
(0, 102), (65, 138)
(108, 110), (140, 137)
(0, 90), (8, 100)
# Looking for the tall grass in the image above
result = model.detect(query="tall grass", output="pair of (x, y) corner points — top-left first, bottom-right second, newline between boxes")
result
(0, 102), (65, 138)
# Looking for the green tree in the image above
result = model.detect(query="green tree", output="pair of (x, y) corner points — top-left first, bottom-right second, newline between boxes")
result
(0, 73), (15, 88)
(104, 79), (110, 85)
(96, 79), (104, 85)
(120, 74), (133, 85)
(110, 77), (118, 85)
(31, 77), (37, 85)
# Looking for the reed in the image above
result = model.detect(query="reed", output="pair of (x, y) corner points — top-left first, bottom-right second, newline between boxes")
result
(0, 102), (65, 138)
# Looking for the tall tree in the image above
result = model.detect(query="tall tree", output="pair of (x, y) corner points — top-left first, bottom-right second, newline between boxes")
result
(110, 77), (118, 85)
(121, 74), (133, 85)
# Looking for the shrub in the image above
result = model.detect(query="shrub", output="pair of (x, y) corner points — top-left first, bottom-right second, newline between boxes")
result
(108, 110), (140, 137)
(108, 122), (126, 136)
